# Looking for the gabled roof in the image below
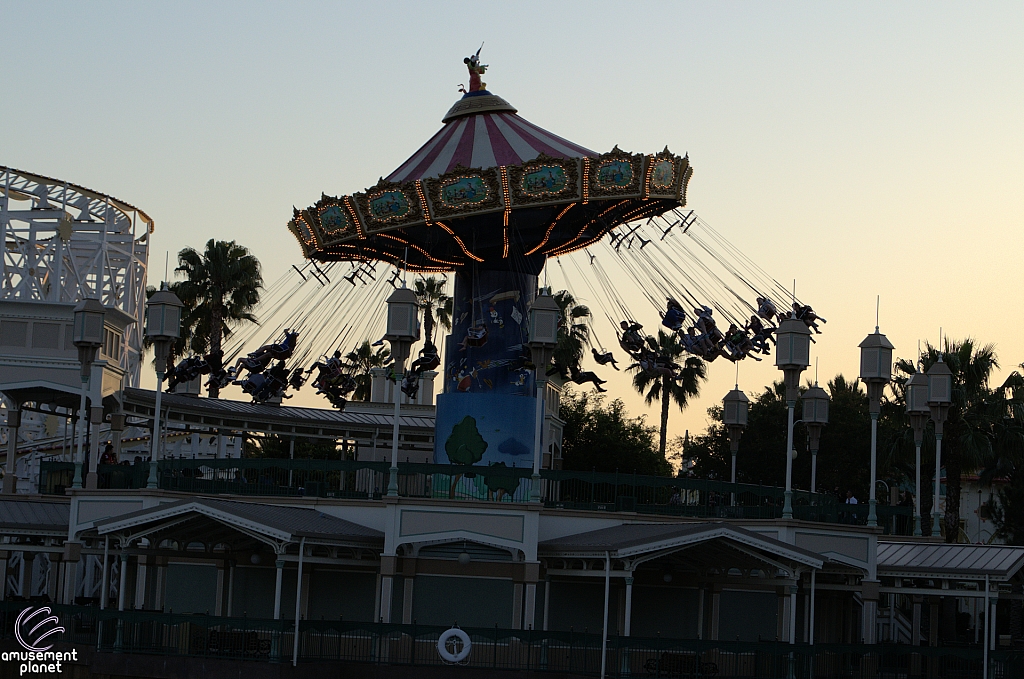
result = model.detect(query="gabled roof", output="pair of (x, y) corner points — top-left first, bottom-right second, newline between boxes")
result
(93, 498), (382, 547)
(878, 541), (1024, 581)
(540, 522), (823, 570)
(0, 500), (70, 535)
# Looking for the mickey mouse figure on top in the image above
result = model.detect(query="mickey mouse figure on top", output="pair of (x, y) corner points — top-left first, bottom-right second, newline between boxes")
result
(459, 44), (488, 94)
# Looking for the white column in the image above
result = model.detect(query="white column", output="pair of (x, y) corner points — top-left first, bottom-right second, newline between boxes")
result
(524, 582), (537, 630)
(100, 538), (109, 609)
(789, 585), (798, 644)
(153, 560), (165, 611)
(623, 577), (633, 637)
(600, 552), (610, 679)
(226, 562), (235, 616)
(912, 596), (922, 646)
(214, 562), (226, 616)
(709, 586), (721, 640)
(117, 551), (129, 611)
(512, 582), (524, 630)
(990, 586), (997, 651)
(542, 578), (550, 631)
(379, 576), (394, 623)
(984, 575), (990, 679)
(697, 587), (705, 638)
(134, 555), (147, 610)
(809, 570), (816, 645)
(273, 558), (285, 620)
(402, 576), (415, 625)
(292, 538), (305, 667)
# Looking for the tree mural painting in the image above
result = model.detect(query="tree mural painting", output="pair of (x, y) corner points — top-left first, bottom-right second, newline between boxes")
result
(444, 416), (488, 498)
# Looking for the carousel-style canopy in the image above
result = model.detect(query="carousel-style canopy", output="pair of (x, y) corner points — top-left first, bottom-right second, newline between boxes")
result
(289, 65), (691, 272)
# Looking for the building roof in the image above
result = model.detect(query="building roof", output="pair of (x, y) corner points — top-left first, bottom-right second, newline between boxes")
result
(121, 387), (435, 440)
(387, 92), (596, 183)
(0, 499), (71, 535)
(878, 541), (1024, 581)
(93, 497), (383, 547)
(540, 522), (824, 569)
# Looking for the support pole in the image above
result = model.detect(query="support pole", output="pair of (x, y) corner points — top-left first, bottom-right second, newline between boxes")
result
(783, 401), (795, 519)
(810, 450), (818, 494)
(914, 442), (923, 536)
(72, 378), (88, 488)
(600, 552), (610, 679)
(531, 377), (545, 502)
(868, 412), (879, 526)
(933, 434), (943, 536)
(292, 537), (305, 667)
(86, 406), (103, 489)
(3, 408), (20, 494)
(147, 368), (165, 489)
(387, 370), (402, 496)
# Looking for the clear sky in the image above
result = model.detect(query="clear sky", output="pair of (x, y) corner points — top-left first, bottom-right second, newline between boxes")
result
(4, 1), (1023, 442)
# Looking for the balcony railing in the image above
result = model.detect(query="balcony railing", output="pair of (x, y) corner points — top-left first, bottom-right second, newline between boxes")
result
(0, 603), (1017, 676)
(38, 460), (914, 534)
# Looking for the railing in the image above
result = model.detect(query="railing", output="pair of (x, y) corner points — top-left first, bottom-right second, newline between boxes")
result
(0, 603), (1020, 676)
(38, 462), (151, 493)
(36, 459), (914, 534)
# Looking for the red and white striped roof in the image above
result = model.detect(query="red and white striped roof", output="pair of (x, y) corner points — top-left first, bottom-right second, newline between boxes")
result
(387, 104), (596, 183)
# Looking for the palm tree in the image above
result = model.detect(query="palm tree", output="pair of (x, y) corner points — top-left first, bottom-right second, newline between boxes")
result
(174, 239), (263, 397)
(413, 277), (452, 349)
(552, 290), (591, 370)
(343, 340), (391, 401)
(629, 330), (707, 459)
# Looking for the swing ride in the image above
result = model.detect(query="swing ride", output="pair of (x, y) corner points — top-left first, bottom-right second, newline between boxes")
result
(164, 51), (825, 469)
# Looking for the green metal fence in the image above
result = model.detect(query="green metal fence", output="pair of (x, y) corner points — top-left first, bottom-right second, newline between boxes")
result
(0, 604), (1020, 676)
(37, 459), (914, 535)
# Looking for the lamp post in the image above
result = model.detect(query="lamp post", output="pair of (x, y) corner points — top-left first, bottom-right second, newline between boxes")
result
(71, 299), (105, 489)
(384, 286), (419, 497)
(859, 327), (894, 527)
(144, 286), (183, 489)
(527, 290), (559, 502)
(926, 358), (952, 536)
(906, 369), (930, 537)
(722, 385), (749, 505)
(775, 316), (811, 519)
(802, 382), (829, 494)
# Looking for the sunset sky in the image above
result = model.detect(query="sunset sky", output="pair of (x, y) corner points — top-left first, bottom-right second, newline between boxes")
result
(5, 1), (1022, 443)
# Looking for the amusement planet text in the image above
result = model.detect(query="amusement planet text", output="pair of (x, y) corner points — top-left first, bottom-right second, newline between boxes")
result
(2, 649), (77, 676)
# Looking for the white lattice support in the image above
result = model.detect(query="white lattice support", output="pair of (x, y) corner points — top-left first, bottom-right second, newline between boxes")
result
(1, 167), (152, 387)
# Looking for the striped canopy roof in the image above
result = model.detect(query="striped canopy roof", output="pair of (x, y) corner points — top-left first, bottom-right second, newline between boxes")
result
(387, 92), (596, 183)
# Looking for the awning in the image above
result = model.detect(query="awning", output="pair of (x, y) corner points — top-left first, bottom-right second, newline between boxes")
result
(878, 541), (1024, 581)
(92, 497), (383, 551)
(0, 499), (70, 537)
(541, 522), (824, 573)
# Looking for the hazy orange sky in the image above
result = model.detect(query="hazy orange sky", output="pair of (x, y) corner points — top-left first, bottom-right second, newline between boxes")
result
(5, 2), (1022, 443)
